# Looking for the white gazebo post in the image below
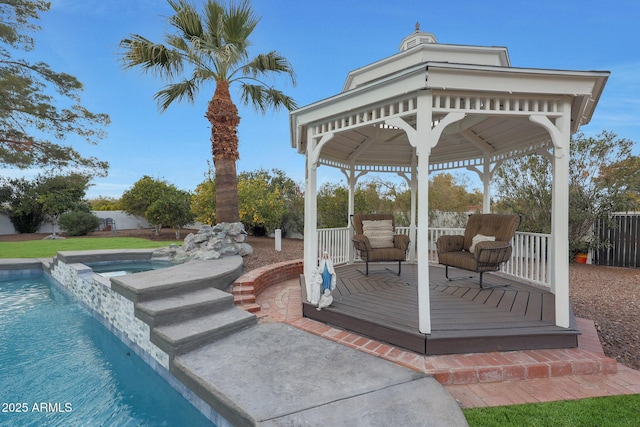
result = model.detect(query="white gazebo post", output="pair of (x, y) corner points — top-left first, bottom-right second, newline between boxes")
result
(303, 145), (318, 290)
(409, 164), (418, 263)
(530, 100), (572, 328)
(398, 160), (418, 263)
(391, 91), (466, 334)
(482, 156), (492, 213)
(466, 157), (494, 214)
(345, 167), (367, 264)
(303, 132), (334, 298)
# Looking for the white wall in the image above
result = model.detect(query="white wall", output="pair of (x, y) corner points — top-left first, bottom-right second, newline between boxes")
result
(0, 210), (153, 235)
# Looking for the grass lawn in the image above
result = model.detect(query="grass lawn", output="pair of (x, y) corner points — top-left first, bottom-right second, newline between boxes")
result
(0, 238), (177, 258)
(464, 394), (640, 426)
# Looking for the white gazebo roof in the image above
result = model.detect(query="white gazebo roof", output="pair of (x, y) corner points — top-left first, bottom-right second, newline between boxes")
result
(290, 29), (608, 175)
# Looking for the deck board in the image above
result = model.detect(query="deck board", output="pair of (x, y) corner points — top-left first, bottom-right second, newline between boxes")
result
(303, 263), (580, 355)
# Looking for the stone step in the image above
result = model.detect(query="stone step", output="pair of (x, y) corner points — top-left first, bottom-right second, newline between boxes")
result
(111, 257), (243, 302)
(151, 308), (257, 357)
(135, 287), (234, 327)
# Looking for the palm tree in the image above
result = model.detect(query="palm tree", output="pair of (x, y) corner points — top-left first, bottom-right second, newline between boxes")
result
(119, 0), (296, 223)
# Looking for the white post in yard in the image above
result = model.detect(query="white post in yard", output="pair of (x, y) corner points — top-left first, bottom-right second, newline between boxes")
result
(275, 229), (281, 251)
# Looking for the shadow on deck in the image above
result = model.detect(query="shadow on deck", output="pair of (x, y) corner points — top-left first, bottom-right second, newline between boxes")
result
(303, 263), (579, 355)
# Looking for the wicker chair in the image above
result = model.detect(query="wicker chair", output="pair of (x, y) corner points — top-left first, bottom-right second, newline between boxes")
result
(351, 214), (410, 275)
(436, 214), (520, 288)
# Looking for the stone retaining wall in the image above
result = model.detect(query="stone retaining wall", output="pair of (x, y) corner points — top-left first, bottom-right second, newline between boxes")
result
(49, 260), (170, 370)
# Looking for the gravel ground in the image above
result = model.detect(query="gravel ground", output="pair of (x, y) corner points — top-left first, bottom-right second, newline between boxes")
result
(2, 231), (637, 370)
(569, 263), (640, 370)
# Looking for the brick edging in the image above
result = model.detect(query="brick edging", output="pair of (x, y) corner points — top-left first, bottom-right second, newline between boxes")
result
(288, 317), (619, 385)
(230, 259), (303, 313)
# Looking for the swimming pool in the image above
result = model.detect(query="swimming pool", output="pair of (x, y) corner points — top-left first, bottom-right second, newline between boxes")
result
(87, 260), (173, 277)
(0, 275), (216, 426)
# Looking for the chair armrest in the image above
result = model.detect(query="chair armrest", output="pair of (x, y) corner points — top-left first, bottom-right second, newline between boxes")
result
(394, 234), (410, 251)
(436, 235), (464, 253)
(352, 234), (372, 252)
(475, 241), (512, 264)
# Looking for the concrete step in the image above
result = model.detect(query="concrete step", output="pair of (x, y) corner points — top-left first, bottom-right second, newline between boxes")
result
(135, 287), (234, 327)
(152, 308), (257, 357)
(111, 257), (243, 302)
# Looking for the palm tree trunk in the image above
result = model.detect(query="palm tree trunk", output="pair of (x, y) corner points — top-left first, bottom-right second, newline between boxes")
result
(206, 80), (240, 223)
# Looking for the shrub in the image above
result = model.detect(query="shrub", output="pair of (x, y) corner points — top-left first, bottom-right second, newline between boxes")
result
(59, 210), (102, 236)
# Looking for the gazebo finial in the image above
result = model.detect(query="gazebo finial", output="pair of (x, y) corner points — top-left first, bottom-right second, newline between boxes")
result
(399, 23), (437, 51)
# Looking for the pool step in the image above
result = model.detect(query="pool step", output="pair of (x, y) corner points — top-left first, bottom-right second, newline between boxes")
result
(135, 287), (235, 327)
(151, 309), (257, 357)
(105, 255), (257, 359)
(111, 257), (244, 302)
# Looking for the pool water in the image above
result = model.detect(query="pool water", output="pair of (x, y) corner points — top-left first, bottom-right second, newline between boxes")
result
(0, 275), (215, 426)
(88, 260), (172, 278)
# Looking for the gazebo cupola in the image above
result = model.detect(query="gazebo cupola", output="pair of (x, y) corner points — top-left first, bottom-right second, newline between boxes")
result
(290, 26), (609, 335)
(399, 23), (438, 50)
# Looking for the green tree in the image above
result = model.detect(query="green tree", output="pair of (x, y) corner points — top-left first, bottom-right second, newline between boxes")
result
(0, 0), (109, 174)
(598, 156), (640, 204)
(317, 183), (349, 229)
(429, 173), (482, 212)
(0, 173), (90, 234)
(271, 169), (304, 236)
(0, 176), (45, 233)
(121, 176), (195, 237)
(315, 175), (483, 229)
(88, 196), (122, 211)
(494, 130), (638, 256)
(145, 187), (194, 239)
(238, 173), (283, 235)
(238, 168), (303, 235)
(38, 173), (91, 236)
(192, 166), (304, 235)
(192, 168), (216, 225)
(120, 0), (296, 224)
(120, 175), (166, 217)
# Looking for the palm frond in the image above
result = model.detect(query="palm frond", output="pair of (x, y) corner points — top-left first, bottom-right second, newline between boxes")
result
(239, 83), (297, 113)
(201, 0), (254, 69)
(120, 0), (296, 115)
(203, 0), (225, 48)
(222, 0), (259, 48)
(119, 35), (183, 80)
(154, 76), (201, 111)
(242, 51), (296, 85)
(165, 34), (189, 52)
(168, 0), (204, 39)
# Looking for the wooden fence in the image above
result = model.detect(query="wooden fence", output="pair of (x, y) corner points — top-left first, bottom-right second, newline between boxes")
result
(593, 214), (640, 268)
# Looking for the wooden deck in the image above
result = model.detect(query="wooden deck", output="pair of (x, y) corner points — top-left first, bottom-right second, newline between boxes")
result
(303, 263), (579, 355)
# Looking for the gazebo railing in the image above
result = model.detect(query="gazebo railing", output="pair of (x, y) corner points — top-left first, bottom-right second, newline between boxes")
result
(316, 227), (551, 287)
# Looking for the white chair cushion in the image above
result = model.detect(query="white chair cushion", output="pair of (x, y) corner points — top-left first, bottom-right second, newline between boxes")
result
(362, 220), (394, 248)
(469, 234), (495, 254)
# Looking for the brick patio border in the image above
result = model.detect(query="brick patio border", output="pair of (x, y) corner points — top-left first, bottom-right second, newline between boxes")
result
(230, 259), (303, 312)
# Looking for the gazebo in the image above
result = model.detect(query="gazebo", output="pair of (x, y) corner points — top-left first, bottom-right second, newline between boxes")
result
(289, 26), (609, 352)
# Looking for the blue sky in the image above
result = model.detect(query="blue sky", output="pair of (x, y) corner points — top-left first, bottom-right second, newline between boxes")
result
(7, 0), (640, 198)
